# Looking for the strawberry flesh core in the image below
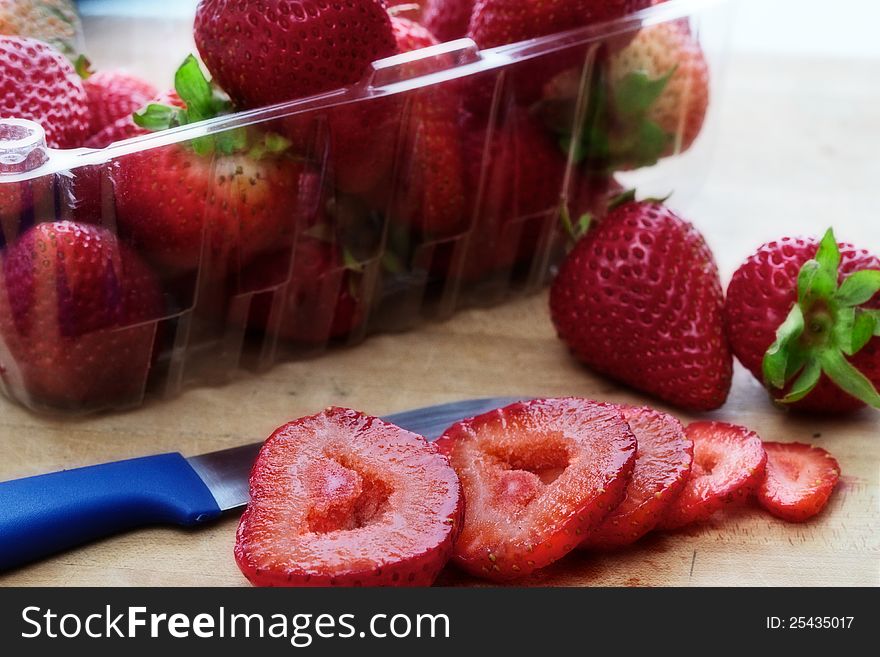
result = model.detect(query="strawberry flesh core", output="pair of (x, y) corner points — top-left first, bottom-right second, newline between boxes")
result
(436, 398), (637, 581)
(235, 407), (462, 587)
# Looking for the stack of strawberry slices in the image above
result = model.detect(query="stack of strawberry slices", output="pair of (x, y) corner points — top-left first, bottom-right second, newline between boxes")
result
(235, 398), (840, 587)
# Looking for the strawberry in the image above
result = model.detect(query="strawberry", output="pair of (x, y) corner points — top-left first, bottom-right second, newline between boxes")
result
(725, 230), (880, 414)
(580, 405), (693, 550)
(423, 0), (475, 42)
(436, 398), (637, 581)
(0, 36), (88, 148)
(240, 237), (365, 345)
(757, 442), (841, 523)
(434, 109), (567, 281)
(0, 221), (163, 411)
(111, 56), (308, 274)
(84, 89), (182, 149)
(468, 0), (652, 49)
(235, 407), (463, 587)
(0, 0), (82, 58)
(82, 69), (157, 138)
(657, 422), (767, 530)
(194, 0), (400, 194)
(550, 201), (732, 411)
(606, 20), (709, 157)
(389, 16), (466, 238)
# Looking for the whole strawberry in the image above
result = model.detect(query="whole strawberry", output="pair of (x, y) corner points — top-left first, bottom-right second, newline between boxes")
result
(0, 0), (82, 58)
(468, 0), (652, 48)
(389, 16), (466, 238)
(432, 109), (567, 281)
(0, 221), (163, 411)
(423, 0), (474, 42)
(82, 69), (157, 138)
(111, 56), (308, 274)
(725, 230), (880, 414)
(240, 237), (365, 345)
(550, 200), (732, 411)
(0, 36), (88, 148)
(194, 0), (399, 194)
(607, 20), (709, 157)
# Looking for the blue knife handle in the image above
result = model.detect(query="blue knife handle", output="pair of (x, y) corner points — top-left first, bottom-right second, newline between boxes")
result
(0, 453), (222, 571)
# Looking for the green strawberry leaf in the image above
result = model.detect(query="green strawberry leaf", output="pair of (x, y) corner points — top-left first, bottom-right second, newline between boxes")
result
(833, 307), (857, 355)
(797, 259), (837, 304)
(133, 103), (179, 131)
(815, 228), (841, 280)
(778, 358), (822, 404)
(215, 127), (249, 155)
(835, 269), (880, 307)
(613, 68), (675, 118)
(74, 55), (93, 80)
(763, 304), (806, 389)
(174, 54), (215, 123)
(819, 348), (880, 408)
(868, 309), (880, 336)
(850, 310), (877, 354)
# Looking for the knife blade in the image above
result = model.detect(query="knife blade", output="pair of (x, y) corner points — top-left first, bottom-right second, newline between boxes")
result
(186, 396), (519, 511)
(0, 397), (517, 571)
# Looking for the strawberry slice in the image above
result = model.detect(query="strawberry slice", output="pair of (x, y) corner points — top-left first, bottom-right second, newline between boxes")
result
(234, 407), (462, 587)
(657, 421), (767, 530)
(580, 406), (693, 550)
(435, 398), (637, 581)
(757, 442), (841, 522)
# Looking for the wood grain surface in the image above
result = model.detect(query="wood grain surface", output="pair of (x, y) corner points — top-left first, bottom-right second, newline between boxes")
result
(0, 45), (878, 586)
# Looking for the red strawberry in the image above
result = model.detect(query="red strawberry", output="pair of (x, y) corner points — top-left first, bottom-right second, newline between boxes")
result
(84, 89), (182, 149)
(550, 201), (732, 411)
(423, 0), (475, 42)
(235, 407), (463, 587)
(468, 0), (652, 49)
(388, 16), (466, 238)
(110, 57), (308, 273)
(433, 109), (567, 281)
(194, 0), (400, 195)
(0, 36), (88, 148)
(580, 405), (693, 550)
(83, 69), (157, 138)
(725, 230), (880, 414)
(436, 398), (637, 581)
(607, 20), (709, 157)
(0, 221), (163, 411)
(657, 421), (767, 530)
(240, 237), (365, 345)
(757, 442), (841, 523)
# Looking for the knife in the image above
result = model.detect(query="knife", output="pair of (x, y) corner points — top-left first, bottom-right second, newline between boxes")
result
(0, 398), (516, 571)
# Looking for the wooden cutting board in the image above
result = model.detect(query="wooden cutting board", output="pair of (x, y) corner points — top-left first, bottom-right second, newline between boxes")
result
(0, 53), (878, 587)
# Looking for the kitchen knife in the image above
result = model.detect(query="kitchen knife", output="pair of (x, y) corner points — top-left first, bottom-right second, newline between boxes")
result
(0, 397), (516, 571)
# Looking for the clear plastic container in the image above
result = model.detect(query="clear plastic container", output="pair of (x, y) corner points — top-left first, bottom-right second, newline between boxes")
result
(0, 0), (732, 413)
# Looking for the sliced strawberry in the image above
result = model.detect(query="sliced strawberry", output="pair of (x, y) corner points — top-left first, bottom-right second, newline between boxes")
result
(235, 407), (462, 587)
(657, 421), (767, 530)
(436, 398), (637, 581)
(757, 442), (841, 523)
(580, 406), (693, 550)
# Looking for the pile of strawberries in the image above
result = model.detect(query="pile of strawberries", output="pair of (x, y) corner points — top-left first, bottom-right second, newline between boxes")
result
(0, 0), (711, 412)
(235, 399), (841, 586)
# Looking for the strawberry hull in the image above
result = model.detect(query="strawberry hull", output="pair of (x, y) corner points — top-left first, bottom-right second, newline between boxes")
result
(0, 0), (731, 413)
